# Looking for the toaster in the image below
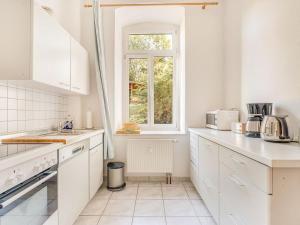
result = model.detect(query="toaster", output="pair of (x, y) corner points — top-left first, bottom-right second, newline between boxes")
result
(260, 115), (291, 142)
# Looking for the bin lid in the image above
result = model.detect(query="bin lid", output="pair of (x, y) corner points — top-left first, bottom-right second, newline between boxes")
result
(107, 162), (125, 169)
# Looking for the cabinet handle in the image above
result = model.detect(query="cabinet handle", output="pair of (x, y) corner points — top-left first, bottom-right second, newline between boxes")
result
(72, 146), (84, 155)
(228, 175), (246, 188)
(231, 156), (246, 167)
(227, 213), (241, 225)
(203, 179), (214, 190)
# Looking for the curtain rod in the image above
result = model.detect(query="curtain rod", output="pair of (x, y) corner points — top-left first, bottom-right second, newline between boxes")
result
(84, 2), (219, 9)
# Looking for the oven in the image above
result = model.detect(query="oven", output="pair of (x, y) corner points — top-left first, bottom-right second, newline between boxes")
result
(0, 166), (58, 225)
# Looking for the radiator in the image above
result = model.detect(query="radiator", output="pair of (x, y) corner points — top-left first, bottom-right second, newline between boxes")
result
(127, 139), (175, 174)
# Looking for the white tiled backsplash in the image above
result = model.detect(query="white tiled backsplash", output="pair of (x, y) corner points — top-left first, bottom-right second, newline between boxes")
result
(0, 81), (68, 134)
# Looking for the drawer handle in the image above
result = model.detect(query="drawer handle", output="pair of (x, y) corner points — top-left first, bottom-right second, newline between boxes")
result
(228, 175), (246, 188)
(231, 157), (246, 167)
(203, 179), (214, 190)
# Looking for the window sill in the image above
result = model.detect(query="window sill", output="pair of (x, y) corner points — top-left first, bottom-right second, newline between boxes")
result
(114, 130), (186, 136)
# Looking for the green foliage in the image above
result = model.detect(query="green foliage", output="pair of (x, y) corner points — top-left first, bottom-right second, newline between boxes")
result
(128, 34), (172, 51)
(128, 34), (174, 125)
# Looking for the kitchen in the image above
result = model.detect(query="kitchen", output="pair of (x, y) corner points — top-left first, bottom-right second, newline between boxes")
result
(0, 0), (300, 225)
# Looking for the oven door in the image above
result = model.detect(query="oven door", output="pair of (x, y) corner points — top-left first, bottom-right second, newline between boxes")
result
(0, 167), (58, 225)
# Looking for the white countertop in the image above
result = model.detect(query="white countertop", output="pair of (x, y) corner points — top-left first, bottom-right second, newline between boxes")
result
(0, 129), (104, 171)
(189, 128), (300, 168)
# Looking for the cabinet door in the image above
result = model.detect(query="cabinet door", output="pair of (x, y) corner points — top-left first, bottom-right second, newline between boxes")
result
(71, 38), (90, 95)
(32, 2), (71, 90)
(89, 144), (104, 199)
(58, 151), (89, 225)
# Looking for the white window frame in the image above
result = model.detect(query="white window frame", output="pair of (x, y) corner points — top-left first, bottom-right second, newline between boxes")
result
(122, 23), (180, 131)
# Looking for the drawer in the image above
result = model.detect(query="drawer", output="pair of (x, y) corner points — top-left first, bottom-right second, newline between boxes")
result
(220, 146), (272, 194)
(198, 137), (219, 188)
(90, 133), (103, 149)
(190, 163), (199, 191)
(190, 133), (199, 165)
(199, 177), (219, 223)
(220, 163), (271, 225)
(220, 199), (246, 225)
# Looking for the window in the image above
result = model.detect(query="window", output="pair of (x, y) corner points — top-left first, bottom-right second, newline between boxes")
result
(123, 23), (179, 130)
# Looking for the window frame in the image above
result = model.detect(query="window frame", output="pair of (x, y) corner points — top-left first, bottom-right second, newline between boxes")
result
(122, 23), (180, 131)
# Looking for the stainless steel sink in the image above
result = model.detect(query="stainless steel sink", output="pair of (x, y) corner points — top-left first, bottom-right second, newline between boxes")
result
(43, 130), (92, 136)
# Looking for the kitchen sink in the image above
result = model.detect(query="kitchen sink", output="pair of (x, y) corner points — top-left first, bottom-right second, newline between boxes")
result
(43, 130), (93, 136)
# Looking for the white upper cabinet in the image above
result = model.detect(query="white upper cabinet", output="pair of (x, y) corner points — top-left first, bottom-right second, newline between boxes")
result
(0, 0), (90, 95)
(32, 2), (71, 90)
(71, 38), (90, 95)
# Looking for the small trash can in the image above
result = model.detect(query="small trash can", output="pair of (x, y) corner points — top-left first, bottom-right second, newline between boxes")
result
(107, 162), (126, 191)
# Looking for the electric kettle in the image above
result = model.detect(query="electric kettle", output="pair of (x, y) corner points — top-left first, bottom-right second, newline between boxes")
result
(260, 115), (291, 142)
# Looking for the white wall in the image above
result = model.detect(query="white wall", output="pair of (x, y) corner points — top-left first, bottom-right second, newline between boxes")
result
(240, 0), (300, 138)
(223, 0), (242, 109)
(79, 3), (225, 177)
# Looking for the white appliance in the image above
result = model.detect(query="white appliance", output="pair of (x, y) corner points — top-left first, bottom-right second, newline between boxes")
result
(58, 140), (89, 225)
(89, 134), (104, 199)
(206, 109), (239, 130)
(0, 144), (58, 225)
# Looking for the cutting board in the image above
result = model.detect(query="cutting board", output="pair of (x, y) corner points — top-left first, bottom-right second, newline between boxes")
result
(1, 135), (68, 144)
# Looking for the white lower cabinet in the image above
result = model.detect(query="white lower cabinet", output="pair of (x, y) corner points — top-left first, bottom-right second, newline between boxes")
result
(220, 163), (271, 225)
(190, 133), (273, 225)
(89, 143), (104, 199)
(58, 143), (89, 225)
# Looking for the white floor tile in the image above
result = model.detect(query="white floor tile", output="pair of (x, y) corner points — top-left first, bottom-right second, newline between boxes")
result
(73, 216), (100, 225)
(81, 199), (108, 216)
(186, 188), (201, 200)
(182, 182), (194, 188)
(134, 200), (164, 216)
(94, 188), (113, 199)
(132, 217), (166, 225)
(139, 182), (162, 187)
(126, 181), (139, 187)
(190, 200), (211, 216)
(103, 200), (135, 216)
(162, 187), (188, 200)
(164, 200), (196, 217)
(198, 217), (217, 225)
(161, 182), (184, 188)
(166, 217), (201, 225)
(97, 216), (132, 225)
(111, 187), (138, 200)
(137, 188), (162, 200)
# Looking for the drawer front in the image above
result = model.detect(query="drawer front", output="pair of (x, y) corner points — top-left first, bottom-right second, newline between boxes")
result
(220, 146), (272, 194)
(199, 177), (219, 223)
(190, 133), (199, 165)
(220, 163), (271, 225)
(90, 133), (103, 149)
(220, 199), (246, 225)
(198, 137), (219, 188)
(190, 163), (199, 191)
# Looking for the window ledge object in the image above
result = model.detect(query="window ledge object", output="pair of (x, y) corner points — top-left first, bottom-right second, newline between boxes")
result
(114, 130), (186, 136)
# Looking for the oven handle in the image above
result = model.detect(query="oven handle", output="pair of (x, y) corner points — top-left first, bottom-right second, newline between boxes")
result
(0, 171), (57, 209)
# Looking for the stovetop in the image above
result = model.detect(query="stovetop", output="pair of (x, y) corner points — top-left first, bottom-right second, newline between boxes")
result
(0, 144), (51, 160)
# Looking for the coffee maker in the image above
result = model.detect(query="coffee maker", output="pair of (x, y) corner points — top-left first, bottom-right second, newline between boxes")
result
(245, 103), (273, 138)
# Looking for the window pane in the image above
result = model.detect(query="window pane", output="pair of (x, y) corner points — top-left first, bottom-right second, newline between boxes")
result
(129, 58), (148, 124)
(154, 56), (173, 124)
(128, 34), (173, 51)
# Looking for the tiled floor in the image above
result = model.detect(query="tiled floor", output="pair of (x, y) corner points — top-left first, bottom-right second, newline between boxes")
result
(74, 181), (216, 225)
